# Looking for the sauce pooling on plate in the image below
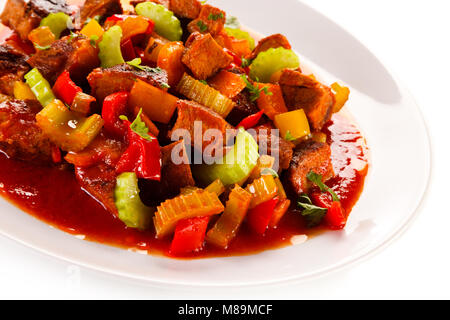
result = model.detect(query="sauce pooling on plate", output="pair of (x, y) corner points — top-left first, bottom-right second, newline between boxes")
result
(0, 113), (368, 258)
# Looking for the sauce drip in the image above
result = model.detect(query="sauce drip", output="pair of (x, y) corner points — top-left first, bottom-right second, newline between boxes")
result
(0, 113), (368, 258)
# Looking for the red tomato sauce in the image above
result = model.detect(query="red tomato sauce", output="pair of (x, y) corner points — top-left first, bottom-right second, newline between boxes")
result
(0, 113), (369, 259)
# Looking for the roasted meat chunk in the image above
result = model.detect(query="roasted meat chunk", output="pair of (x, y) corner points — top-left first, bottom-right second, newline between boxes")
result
(79, 0), (122, 25)
(27, 35), (100, 85)
(288, 140), (334, 195)
(0, 0), (71, 40)
(0, 98), (54, 161)
(248, 34), (291, 60)
(0, 45), (30, 96)
(279, 69), (335, 131)
(187, 4), (225, 36)
(169, 0), (201, 19)
(253, 123), (294, 171)
(87, 63), (169, 103)
(182, 32), (233, 80)
(226, 90), (260, 126)
(169, 100), (234, 155)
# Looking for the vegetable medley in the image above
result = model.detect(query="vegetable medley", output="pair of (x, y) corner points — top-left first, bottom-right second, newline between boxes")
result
(0, 0), (356, 257)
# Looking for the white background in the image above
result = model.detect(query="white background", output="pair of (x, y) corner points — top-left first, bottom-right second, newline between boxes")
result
(1, 0), (449, 299)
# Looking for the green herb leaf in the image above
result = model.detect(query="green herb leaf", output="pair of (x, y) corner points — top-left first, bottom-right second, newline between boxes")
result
(297, 194), (327, 228)
(121, 109), (154, 141)
(197, 20), (208, 32)
(307, 171), (340, 202)
(160, 82), (170, 89)
(208, 12), (224, 21)
(284, 130), (296, 142)
(225, 16), (240, 29)
(90, 35), (99, 48)
(35, 44), (51, 50)
(199, 80), (208, 85)
(240, 75), (273, 102)
(126, 58), (163, 74)
(241, 57), (251, 68)
(261, 168), (279, 178)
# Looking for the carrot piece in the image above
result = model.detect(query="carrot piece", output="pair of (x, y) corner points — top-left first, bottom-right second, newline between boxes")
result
(129, 79), (178, 124)
(131, 106), (159, 137)
(157, 41), (186, 87)
(228, 37), (251, 58)
(256, 83), (288, 120)
(144, 36), (169, 64)
(208, 70), (247, 99)
(268, 199), (291, 228)
(153, 190), (224, 238)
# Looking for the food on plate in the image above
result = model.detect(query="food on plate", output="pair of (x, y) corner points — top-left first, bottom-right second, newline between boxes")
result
(0, 0), (368, 258)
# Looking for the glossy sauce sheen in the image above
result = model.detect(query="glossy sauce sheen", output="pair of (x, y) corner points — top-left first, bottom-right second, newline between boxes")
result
(0, 113), (368, 258)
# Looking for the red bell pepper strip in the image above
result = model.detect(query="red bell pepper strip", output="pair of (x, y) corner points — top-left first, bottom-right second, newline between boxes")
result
(115, 119), (161, 180)
(310, 190), (347, 230)
(236, 110), (264, 130)
(51, 146), (62, 163)
(52, 71), (82, 106)
(247, 197), (279, 235)
(104, 14), (129, 24)
(121, 39), (136, 61)
(170, 217), (210, 255)
(324, 201), (346, 230)
(102, 91), (129, 138)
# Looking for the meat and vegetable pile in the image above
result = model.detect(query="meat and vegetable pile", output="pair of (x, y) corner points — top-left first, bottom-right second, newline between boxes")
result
(0, 0), (368, 257)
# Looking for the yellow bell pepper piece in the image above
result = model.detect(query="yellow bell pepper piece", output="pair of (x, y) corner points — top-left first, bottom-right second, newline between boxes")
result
(80, 19), (104, 38)
(274, 109), (310, 142)
(13, 81), (37, 100)
(331, 82), (350, 113)
(28, 26), (55, 48)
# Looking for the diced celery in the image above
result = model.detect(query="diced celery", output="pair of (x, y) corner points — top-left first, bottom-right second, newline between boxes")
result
(194, 128), (259, 186)
(249, 47), (300, 83)
(98, 25), (125, 68)
(24, 68), (55, 107)
(40, 12), (73, 39)
(135, 2), (182, 41)
(114, 172), (154, 229)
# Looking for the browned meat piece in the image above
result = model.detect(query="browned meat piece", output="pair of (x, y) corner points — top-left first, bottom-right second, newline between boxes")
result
(253, 123), (294, 171)
(0, 98), (54, 161)
(75, 164), (118, 215)
(169, 100), (234, 156)
(279, 69), (335, 131)
(27, 35), (100, 85)
(187, 4), (225, 36)
(87, 63), (169, 103)
(79, 0), (122, 25)
(169, 0), (201, 19)
(182, 32), (233, 80)
(248, 34), (291, 60)
(226, 90), (259, 126)
(69, 132), (125, 216)
(0, 0), (71, 40)
(288, 140), (334, 195)
(0, 45), (30, 96)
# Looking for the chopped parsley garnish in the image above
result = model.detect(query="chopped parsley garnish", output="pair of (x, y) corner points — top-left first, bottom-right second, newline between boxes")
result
(261, 168), (279, 178)
(84, 15), (102, 25)
(284, 130), (296, 142)
(35, 44), (51, 50)
(297, 194), (327, 228)
(126, 58), (163, 74)
(119, 108), (154, 141)
(89, 35), (99, 48)
(225, 16), (240, 29)
(241, 57), (251, 68)
(307, 171), (340, 202)
(240, 75), (272, 102)
(199, 80), (208, 85)
(68, 31), (78, 42)
(160, 82), (170, 89)
(197, 20), (208, 32)
(208, 12), (224, 21)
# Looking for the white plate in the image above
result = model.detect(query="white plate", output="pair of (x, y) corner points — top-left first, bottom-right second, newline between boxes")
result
(0, 0), (430, 286)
